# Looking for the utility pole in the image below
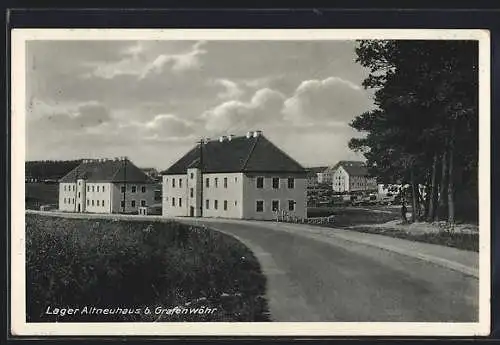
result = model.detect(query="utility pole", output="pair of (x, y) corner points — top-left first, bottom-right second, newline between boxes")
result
(199, 139), (204, 217)
(122, 157), (127, 213)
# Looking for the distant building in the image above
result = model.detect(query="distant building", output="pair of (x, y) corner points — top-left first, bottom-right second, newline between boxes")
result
(141, 167), (161, 181)
(161, 131), (307, 220)
(305, 166), (329, 187)
(58, 158), (156, 214)
(331, 160), (377, 193)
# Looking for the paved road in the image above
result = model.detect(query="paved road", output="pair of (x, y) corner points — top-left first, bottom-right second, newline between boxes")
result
(27, 211), (479, 322)
(180, 219), (479, 322)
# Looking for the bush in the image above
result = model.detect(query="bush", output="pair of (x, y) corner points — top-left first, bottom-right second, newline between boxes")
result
(26, 214), (269, 322)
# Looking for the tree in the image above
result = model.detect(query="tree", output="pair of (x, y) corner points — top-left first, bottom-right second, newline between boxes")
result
(350, 40), (478, 225)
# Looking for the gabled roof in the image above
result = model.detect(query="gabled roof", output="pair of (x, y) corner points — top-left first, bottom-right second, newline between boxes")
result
(59, 159), (155, 183)
(331, 160), (370, 177)
(161, 134), (306, 175)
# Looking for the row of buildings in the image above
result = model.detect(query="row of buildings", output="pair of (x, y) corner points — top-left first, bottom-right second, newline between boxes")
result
(306, 161), (377, 193)
(58, 131), (307, 220)
(56, 131), (377, 220)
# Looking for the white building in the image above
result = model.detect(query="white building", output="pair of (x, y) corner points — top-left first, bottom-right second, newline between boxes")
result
(331, 161), (377, 193)
(58, 158), (156, 214)
(161, 131), (307, 220)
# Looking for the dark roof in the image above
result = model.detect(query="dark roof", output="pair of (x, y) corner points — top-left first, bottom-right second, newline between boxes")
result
(305, 166), (329, 176)
(162, 134), (306, 175)
(333, 160), (370, 177)
(59, 159), (155, 183)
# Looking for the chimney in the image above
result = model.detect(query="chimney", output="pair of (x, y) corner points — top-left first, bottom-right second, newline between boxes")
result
(253, 130), (262, 138)
(219, 135), (226, 142)
(246, 131), (253, 138)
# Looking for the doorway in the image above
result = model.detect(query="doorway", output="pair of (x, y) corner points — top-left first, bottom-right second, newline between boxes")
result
(77, 204), (81, 212)
(190, 206), (194, 217)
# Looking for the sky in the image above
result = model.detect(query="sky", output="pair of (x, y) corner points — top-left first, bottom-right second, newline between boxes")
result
(26, 40), (375, 170)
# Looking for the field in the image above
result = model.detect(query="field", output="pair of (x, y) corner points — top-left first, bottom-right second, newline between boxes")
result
(307, 206), (400, 227)
(26, 214), (269, 322)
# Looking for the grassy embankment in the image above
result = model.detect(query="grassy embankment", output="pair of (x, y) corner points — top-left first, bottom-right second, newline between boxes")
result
(307, 206), (478, 252)
(26, 214), (270, 322)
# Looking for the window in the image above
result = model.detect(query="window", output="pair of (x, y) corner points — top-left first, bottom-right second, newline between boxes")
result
(205, 199), (209, 209)
(72, 185), (75, 192)
(87, 199), (89, 206)
(121, 186), (125, 193)
(97, 200), (100, 206)
(272, 177), (280, 189)
(205, 178), (209, 188)
(235, 177), (238, 183)
(72, 198), (75, 204)
(172, 198), (176, 206)
(214, 200), (218, 210)
(131, 185), (137, 193)
(179, 179), (183, 188)
(102, 186), (105, 192)
(87, 186), (90, 192)
(179, 198), (182, 207)
(63, 198), (66, 204)
(92, 186), (95, 192)
(288, 178), (295, 189)
(141, 186), (146, 193)
(172, 178), (176, 188)
(224, 200), (228, 210)
(256, 200), (264, 212)
(78, 192), (81, 198)
(272, 200), (280, 212)
(235, 201), (238, 206)
(141, 200), (146, 207)
(92, 200), (94, 206)
(224, 177), (228, 188)
(190, 172), (194, 179)
(64, 186), (66, 191)
(256, 177), (264, 189)
(97, 186), (100, 192)
(102, 200), (105, 207)
(121, 200), (125, 208)
(288, 200), (295, 211)
(215, 178), (218, 188)
(190, 188), (194, 198)
(131, 200), (136, 207)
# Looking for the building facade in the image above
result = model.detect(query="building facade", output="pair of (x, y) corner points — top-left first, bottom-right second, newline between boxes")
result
(161, 131), (307, 220)
(58, 158), (156, 214)
(331, 161), (377, 193)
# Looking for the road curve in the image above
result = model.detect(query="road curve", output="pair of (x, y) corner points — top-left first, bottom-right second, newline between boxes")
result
(182, 219), (478, 322)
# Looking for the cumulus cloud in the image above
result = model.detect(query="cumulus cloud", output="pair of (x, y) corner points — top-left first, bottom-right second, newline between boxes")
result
(202, 88), (285, 132)
(213, 78), (244, 100)
(283, 76), (373, 125)
(143, 114), (195, 138)
(32, 101), (111, 132)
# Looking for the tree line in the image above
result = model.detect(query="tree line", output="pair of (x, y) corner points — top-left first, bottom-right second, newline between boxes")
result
(349, 40), (478, 225)
(25, 160), (83, 181)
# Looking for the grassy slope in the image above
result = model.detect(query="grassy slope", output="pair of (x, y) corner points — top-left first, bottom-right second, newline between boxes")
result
(26, 214), (269, 322)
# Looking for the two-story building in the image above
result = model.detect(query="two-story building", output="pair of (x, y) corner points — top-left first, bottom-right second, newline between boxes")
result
(331, 160), (377, 193)
(58, 158), (156, 214)
(161, 131), (307, 220)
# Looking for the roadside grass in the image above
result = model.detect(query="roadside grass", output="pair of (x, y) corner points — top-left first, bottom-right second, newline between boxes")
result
(307, 206), (478, 252)
(25, 183), (58, 209)
(346, 225), (479, 252)
(26, 213), (270, 322)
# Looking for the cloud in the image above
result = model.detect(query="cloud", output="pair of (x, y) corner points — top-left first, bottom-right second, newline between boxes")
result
(31, 101), (111, 132)
(202, 88), (285, 133)
(143, 114), (195, 138)
(283, 76), (374, 124)
(213, 78), (244, 100)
